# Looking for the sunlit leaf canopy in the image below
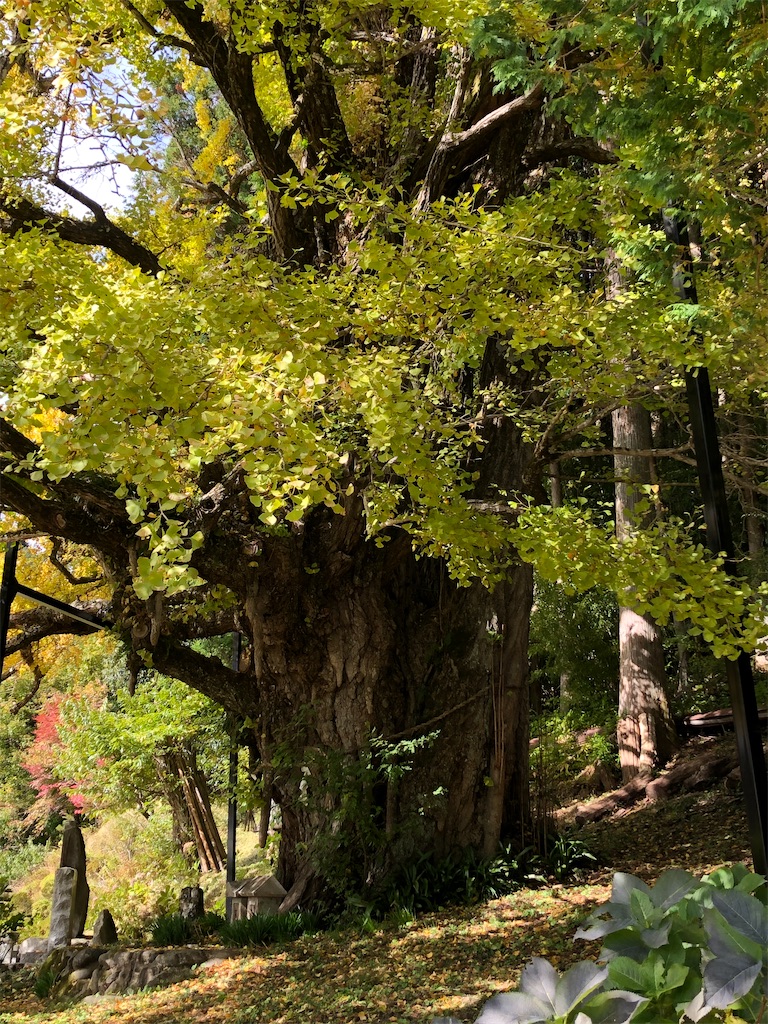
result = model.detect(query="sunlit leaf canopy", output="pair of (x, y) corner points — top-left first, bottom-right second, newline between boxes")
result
(0, 0), (766, 656)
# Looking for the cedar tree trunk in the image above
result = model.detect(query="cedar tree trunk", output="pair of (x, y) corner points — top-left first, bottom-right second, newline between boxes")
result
(612, 404), (678, 780)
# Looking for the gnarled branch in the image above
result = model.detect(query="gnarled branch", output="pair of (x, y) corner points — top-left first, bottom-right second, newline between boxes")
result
(415, 83), (546, 209)
(0, 187), (162, 275)
(6, 602), (111, 655)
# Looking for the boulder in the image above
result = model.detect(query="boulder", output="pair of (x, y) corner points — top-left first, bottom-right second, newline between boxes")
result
(92, 909), (118, 946)
(18, 936), (48, 965)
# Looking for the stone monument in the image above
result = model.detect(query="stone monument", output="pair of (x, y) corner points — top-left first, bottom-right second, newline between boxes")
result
(48, 866), (77, 950)
(179, 886), (204, 920)
(60, 818), (89, 937)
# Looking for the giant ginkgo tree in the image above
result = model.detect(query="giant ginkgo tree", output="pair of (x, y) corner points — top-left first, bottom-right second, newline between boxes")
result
(1, 0), (765, 905)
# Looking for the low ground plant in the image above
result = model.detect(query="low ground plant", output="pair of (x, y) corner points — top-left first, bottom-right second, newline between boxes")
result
(435, 864), (767, 1023)
(217, 910), (321, 947)
(380, 837), (595, 919)
(149, 909), (321, 948)
(150, 911), (225, 946)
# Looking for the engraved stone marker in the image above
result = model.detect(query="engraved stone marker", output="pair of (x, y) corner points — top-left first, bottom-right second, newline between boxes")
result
(179, 886), (204, 920)
(60, 819), (89, 937)
(48, 866), (77, 951)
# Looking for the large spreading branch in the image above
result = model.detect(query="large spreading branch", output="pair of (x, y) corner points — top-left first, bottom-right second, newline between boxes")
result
(118, 0), (202, 62)
(0, 185), (162, 275)
(152, 637), (254, 719)
(415, 83), (546, 209)
(5, 604), (111, 655)
(164, 0), (318, 263)
(272, 17), (354, 173)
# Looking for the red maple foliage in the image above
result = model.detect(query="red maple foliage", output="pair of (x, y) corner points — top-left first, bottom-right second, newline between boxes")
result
(21, 693), (89, 830)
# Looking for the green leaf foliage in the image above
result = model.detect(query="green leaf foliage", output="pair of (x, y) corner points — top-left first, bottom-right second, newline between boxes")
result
(0, 0), (765, 653)
(435, 865), (768, 1023)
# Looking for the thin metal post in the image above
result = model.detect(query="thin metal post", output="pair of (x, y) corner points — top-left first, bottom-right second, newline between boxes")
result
(0, 543), (20, 679)
(665, 216), (767, 875)
(225, 632), (241, 921)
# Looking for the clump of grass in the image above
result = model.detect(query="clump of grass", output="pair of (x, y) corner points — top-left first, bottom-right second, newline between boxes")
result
(150, 910), (226, 946)
(218, 911), (321, 948)
(33, 964), (57, 1000)
(150, 913), (194, 946)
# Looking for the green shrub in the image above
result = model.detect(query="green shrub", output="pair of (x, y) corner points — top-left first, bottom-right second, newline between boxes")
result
(0, 877), (28, 937)
(545, 833), (597, 882)
(0, 840), (48, 886)
(194, 911), (226, 939)
(434, 864), (768, 1024)
(381, 838), (592, 919)
(150, 912), (194, 946)
(382, 846), (529, 916)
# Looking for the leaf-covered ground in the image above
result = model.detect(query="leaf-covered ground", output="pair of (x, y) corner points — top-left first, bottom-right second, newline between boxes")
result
(0, 741), (753, 1024)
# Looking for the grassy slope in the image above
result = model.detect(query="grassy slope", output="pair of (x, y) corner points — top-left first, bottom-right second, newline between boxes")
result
(0, 739), (754, 1024)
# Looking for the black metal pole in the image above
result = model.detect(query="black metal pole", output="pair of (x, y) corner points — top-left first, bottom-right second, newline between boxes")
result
(664, 216), (767, 875)
(225, 632), (241, 922)
(0, 543), (20, 680)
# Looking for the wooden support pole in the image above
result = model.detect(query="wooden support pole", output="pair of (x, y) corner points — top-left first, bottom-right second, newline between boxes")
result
(664, 215), (767, 875)
(226, 632), (241, 921)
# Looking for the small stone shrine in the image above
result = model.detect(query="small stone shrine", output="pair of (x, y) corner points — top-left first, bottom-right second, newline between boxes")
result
(227, 875), (286, 919)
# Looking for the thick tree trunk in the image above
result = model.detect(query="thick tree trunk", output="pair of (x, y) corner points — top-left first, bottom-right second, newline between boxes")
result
(250, 524), (534, 902)
(0, 24), (568, 909)
(612, 404), (678, 781)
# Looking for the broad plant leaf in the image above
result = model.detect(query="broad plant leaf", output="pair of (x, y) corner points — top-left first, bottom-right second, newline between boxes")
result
(704, 907), (764, 965)
(598, 929), (650, 962)
(649, 869), (699, 910)
(553, 961), (608, 1016)
(661, 961), (690, 995)
(519, 957), (558, 1013)
(639, 921), (672, 949)
(581, 990), (646, 1024)
(606, 957), (647, 993)
(474, 991), (549, 1024)
(710, 889), (768, 949)
(702, 951), (761, 1009)
(575, 904), (633, 941)
(629, 890), (656, 929)
(611, 874), (651, 906)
